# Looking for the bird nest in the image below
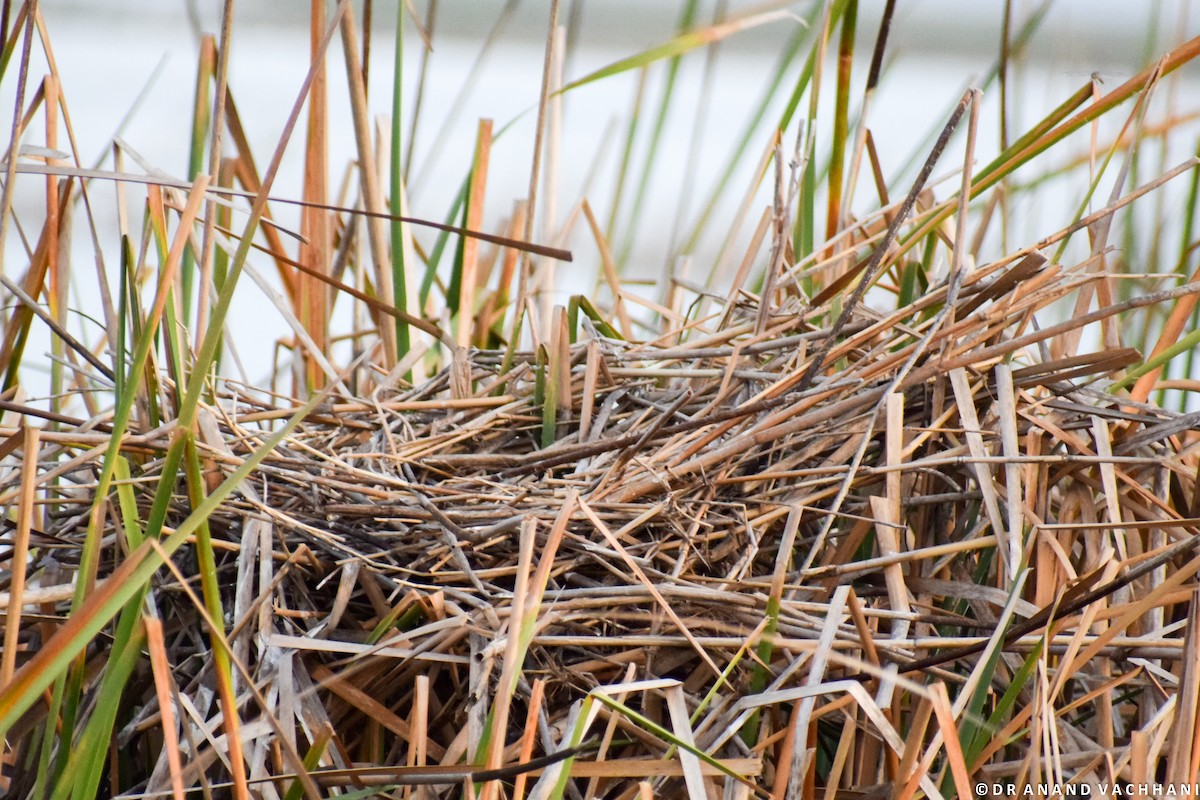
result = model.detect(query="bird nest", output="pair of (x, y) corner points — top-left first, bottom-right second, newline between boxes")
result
(13, 248), (1200, 798)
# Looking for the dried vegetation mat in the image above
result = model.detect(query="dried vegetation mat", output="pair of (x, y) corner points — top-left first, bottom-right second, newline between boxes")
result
(10, 236), (1200, 798)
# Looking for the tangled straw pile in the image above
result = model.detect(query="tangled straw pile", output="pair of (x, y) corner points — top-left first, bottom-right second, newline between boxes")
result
(11, 229), (1200, 797)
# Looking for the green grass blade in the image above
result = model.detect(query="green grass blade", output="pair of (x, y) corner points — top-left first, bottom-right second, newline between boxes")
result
(556, 8), (789, 96)
(55, 611), (147, 800)
(179, 36), (215, 324)
(1178, 140), (1200, 406)
(824, 0), (856, 242)
(966, 640), (1044, 769)
(604, 68), (645, 239)
(391, 0), (412, 361)
(614, 0), (699, 264)
(537, 344), (556, 448)
(283, 724), (332, 800)
(183, 434), (247, 787)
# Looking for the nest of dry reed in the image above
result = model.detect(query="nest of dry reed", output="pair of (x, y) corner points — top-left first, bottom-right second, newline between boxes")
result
(14, 244), (1200, 798)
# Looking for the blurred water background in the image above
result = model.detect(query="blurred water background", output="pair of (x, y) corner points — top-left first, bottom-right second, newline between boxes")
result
(4, 1), (1199, 389)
